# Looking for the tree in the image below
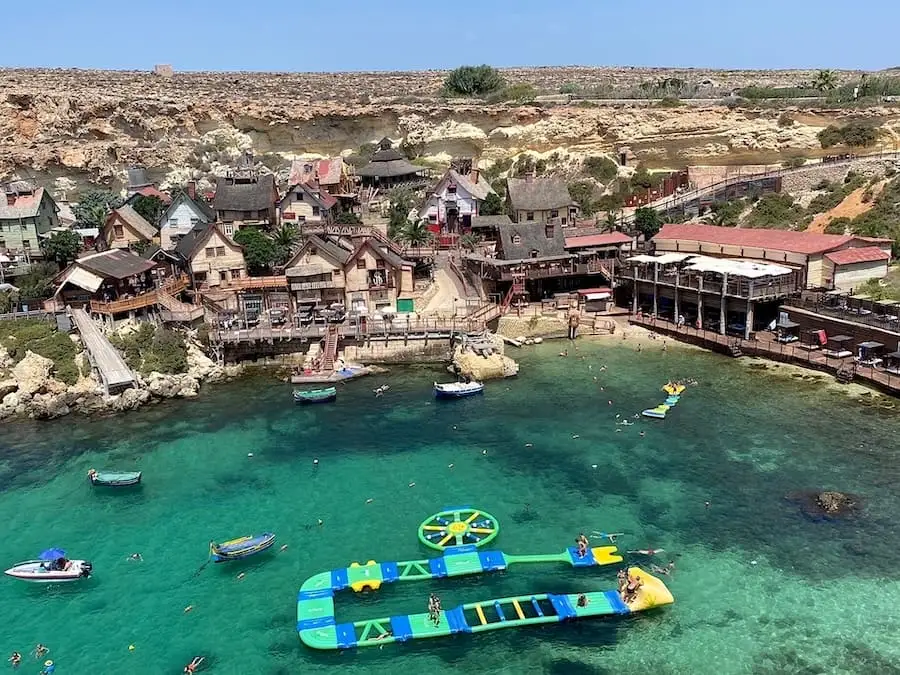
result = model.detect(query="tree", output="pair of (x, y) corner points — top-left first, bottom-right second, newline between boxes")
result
(387, 190), (415, 240)
(399, 220), (434, 248)
(0, 290), (14, 314)
(16, 262), (59, 301)
(443, 65), (504, 97)
(130, 195), (166, 225)
(568, 181), (597, 216)
(41, 230), (82, 267)
(480, 192), (505, 216)
(271, 224), (300, 265)
(812, 69), (839, 92)
(633, 207), (662, 239)
(233, 227), (278, 274)
(583, 156), (618, 183)
(458, 233), (480, 252)
(601, 210), (620, 233)
(334, 210), (363, 225)
(73, 190), (123, 228)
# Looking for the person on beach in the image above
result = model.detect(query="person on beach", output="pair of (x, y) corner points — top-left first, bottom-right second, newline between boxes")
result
(184, 656), (204, 673)
(8, 652), (21, 669)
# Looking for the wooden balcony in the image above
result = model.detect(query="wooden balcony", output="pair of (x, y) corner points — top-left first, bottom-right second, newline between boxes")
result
(218, 276), (289, 290)
(89, 276), (189, 315)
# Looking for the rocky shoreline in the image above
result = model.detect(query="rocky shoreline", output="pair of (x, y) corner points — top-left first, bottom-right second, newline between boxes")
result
(0, 340), (241, 421)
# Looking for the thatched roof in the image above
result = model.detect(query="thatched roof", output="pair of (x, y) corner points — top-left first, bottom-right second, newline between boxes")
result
(507, 177), (574, 212)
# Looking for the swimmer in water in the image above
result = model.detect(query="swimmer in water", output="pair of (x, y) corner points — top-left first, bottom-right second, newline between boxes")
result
(33, 645), (48, 659)
(280, 544), (289, 552)
(127, 553), (143, 562)
(9, 652), (21, 668)
(184, 656), (205, 674)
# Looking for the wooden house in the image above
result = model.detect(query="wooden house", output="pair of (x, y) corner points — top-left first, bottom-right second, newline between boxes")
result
(100, 205), (158, 250)
(174, 223), (247, 289)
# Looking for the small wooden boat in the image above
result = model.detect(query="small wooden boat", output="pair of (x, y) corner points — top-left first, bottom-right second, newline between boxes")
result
(5, 549), (92, 583)
(434, 381), (485, 399)
(293, 387), (337, 404)
(209, 533), (276, 563)
(88, 469), (142, 487)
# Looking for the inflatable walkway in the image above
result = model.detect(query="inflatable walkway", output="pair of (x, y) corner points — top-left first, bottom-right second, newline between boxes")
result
(297, 544), (673, 650)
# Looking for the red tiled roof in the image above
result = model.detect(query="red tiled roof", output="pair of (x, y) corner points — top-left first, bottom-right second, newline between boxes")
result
(319, 192), (338, 209)
(654, 223), (869, 255)
(565, 232), (633, 248)
(825, 246), (891, 265)
(136, 186), (172, 204)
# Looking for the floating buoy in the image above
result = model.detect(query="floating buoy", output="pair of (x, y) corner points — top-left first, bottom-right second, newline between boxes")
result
(572, 434), (580, 439)
(279, 544), (288, 552)
(237, 572), (245, 580)
(591, 464), (598, 469)
(365, 498), (374, 504)
(452, 425), (457, 430)
(313, 458), (319, 465)
(408, 482), (416, 488)
(448, 463), (454, 469)
(751, 560), (758, 565)
(184, 605), (193, 613)
(482, 450), (487, 455)
(247, 452), (254, 458)
(317, 519), (324, 526)
(524, 443), (532, 448)
(128, 645), (135, 651)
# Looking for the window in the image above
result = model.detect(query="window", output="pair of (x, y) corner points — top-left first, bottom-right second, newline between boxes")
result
(205, 247), (215, 258)
(530, 249), (539, 259)
(428, 214), (437, 223)
(297, 193), (304, 200)
(332, 270), (341, 279)
(448, 185), (457, 194)
(376, 259), (385, 269)
(231, 268), (243, 279)
(114, 225), (124, 238)
(309, 247), (317, 256)
(194, 271), (207, 282)
(242, 211), (252, 219)
(312, 206), (320, 216)
(190, 217), (200, 225)
(511, 234), (521, 245)
(550, 209), (559, 218)
(298, 216), (306, 223)
(545, 224), (554, 238)
(526, 212), (535, 221)
(356, 259), (366, 269)
(22, 240), (31, 249)
(0, 239), (5, 249)
(216, 246), (226, 257)
(223, 223), (235, 236)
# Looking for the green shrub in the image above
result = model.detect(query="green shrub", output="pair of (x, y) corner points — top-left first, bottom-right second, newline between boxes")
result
(744, 193), (804, 229)
(0, 319), (81, 384)
(485, 83), (536, 104)
(568, 181), (598, 216)
(583, 156), (618, 183)
(112, 324), (188, 375)
(443, 65), (504, 97)
(818, 122), (879, 149)
(656, 96), (683, 108)
(559, 83), (579, 95)
(777, 113), (795, 127)
(824, 217), (852, 234)
(782, 156), (806, 169)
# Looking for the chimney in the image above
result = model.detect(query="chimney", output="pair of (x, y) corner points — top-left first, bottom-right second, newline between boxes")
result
(5, 193), (14, 207)
(470, 168), (480, 184)
(187, 181), (196, 200)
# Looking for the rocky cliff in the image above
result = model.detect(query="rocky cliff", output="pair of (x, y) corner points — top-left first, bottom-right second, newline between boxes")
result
(3, 68), (900, 193)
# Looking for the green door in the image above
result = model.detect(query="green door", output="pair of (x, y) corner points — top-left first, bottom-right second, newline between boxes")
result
(396, 298), (414, 313)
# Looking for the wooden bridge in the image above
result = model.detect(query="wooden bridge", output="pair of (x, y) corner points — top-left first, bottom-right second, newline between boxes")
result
(70, 308), (135, 394)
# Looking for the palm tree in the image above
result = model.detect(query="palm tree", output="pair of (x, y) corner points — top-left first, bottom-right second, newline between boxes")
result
(601, 210), (620, 233)
(812, 69), (838, 93)
(399, 220), (434, 248)
(272, 224), (300, 264)
(701, 210), (728, 226)
(458, 233), (480, 252)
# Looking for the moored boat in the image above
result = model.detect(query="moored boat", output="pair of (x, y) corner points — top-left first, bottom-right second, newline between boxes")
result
(88, 469), (142, 487)
(434, 381), (485, 399)
(5, 549), (92, 583)
(293, 387), (337, 404)
(209, 533), (276, 563)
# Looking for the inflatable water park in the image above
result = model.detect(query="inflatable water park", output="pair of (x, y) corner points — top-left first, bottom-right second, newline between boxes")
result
(642, 382), (686, 419)
(297, 507), (674, 650)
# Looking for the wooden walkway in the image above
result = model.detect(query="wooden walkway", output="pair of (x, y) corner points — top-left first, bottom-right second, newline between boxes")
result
(630, 315), (900, 397)
(70, 308), (135, 394)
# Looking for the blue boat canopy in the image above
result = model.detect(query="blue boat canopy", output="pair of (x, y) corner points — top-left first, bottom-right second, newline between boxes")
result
(39, 548), (66, 560)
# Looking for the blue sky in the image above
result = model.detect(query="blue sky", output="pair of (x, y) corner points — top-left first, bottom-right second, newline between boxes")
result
(3, 0), (899, 72)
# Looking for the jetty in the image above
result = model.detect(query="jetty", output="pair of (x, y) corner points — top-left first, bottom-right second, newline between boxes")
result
(70, 308), (135, 394)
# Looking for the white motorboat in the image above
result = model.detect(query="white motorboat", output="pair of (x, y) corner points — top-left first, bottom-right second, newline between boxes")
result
(434, 381), (485, 399)
(5, 551), (92, 583)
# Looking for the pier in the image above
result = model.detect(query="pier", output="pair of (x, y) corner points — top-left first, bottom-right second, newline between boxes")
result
(630, 314), (900, 397)
(70, 308), (136, 394)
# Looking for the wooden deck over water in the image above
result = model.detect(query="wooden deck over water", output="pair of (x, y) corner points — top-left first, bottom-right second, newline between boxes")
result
(70, 308), (135, 394)
(630, 315), (900, 397)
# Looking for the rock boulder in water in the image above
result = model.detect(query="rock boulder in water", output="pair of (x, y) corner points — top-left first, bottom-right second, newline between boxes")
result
(785, 490), (860, 520)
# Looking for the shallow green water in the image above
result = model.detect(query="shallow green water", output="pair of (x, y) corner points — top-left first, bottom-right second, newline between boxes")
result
(2, 341), (900, 674)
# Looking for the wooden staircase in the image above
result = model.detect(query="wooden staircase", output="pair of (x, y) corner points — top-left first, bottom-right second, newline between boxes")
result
(321, 325), (339, 372)
(835, 363), (856, 384)
(727, 339), (743, 358)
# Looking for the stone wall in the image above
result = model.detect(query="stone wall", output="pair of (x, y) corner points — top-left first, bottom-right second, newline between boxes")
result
(781, 158), (899, 194)
(342, 340), (451, 364)
(497, 314), (569, 339)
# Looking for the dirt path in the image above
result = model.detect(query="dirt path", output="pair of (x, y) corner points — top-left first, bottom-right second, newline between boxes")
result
(807, 181), (886, 233)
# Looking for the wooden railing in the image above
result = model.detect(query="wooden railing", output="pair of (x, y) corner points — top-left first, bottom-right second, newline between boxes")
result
(89, 275), (189, 315)
(217, 276), (288, 290)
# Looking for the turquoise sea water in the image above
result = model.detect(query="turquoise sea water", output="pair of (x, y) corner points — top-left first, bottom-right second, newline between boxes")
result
(2, 340), (900, 674)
